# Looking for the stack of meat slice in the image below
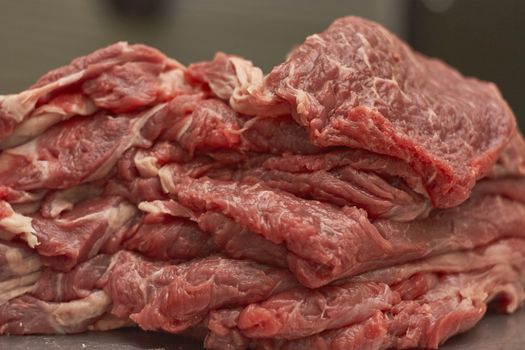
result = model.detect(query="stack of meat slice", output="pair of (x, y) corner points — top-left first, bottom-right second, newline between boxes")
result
(1, 16), (525, 349)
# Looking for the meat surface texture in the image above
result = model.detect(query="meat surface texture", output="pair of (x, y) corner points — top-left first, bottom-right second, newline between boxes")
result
(1, 15), (524, 350)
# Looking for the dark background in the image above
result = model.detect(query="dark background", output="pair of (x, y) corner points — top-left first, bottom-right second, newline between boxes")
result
(0, 0), (523, 127)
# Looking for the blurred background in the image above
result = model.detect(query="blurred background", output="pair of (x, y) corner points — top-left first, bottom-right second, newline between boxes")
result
(0, 0), (523, 127)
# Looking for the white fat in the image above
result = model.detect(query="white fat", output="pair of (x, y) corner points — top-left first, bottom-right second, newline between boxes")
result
(47, 185), (102, 218)
(134, 151), (160, 178)
(3, 135), (38, 158)
(84, 201), (137, 259)
(54, 70), (85, 88)
(159, 69), (187, 95)
(176, 116), (194, 141)
(0, 97), (96, 150)
(230, 56), (263, 87)
(0, 285), (36, 305)
(295, 90), (316, 124)
(158, 165), (176, 194)
(0, 271), (42, 300)
(67, 98), (96, 116)
(138, 200), (172, 215)
(88, 314), (134, 331)
(0, 204), (38, 248)
(0, 93), (39, 124)
(5, 248), (42, 276)
(0, 113), (61, 149)
(48, 197), (77, 218)
(103, 202), (137, 233)
(0, 70), (85, 125)
(52, 291), (111, 330)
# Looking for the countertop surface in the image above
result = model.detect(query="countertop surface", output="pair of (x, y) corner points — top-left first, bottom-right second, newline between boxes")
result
(2, 308), (524, 350)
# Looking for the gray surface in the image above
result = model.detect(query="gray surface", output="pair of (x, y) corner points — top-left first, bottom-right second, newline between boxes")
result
(2, 308), (524, 349)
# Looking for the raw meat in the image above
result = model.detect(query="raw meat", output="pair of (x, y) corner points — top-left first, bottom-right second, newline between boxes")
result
(1, 15), (524, 350)
(0, 42), (187, 149)
(205, 238), (525, 349)
(200, 17), (515, 208)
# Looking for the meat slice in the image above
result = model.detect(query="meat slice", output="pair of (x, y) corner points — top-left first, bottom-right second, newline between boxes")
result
(104, 252), (298, 333)
(159, 169), (386, 288)
(32, 42), (179, 88)
(123, 216), (218, 261)
(205, 239), (525, 350)
(233, 163), (428, 221)
(40, 183), (104, 219)
(268, 311), (389, 350)
(0, 42), (186, 147)
(473, 177), (525, 204)
(161, 168), (525, 287)
(206, 309), (250, 350)
(186, 52), (261, 101)
(33, 196), (137, 270)
(197, 212), (288, 268)
(237, 281), (400, 340)
(371, 194), (525, 266)
(0, 104), (165, 191)
(0, 93), (96, 150)
(207, 310), (389, 350)
(137, 200), (288, 267)
(133, 141), (428, 221)
(81, 62), (169, 113)
(224, 17), (515, 208)
(0, 290), (111, 335)
(259, 150), (425, 196)
(30, 254), (112, 302)
(0, 241), (41, 282)
(186, 52), (289, 117)
(240, 117), (320, 155)
(161, 95), (242, 154)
